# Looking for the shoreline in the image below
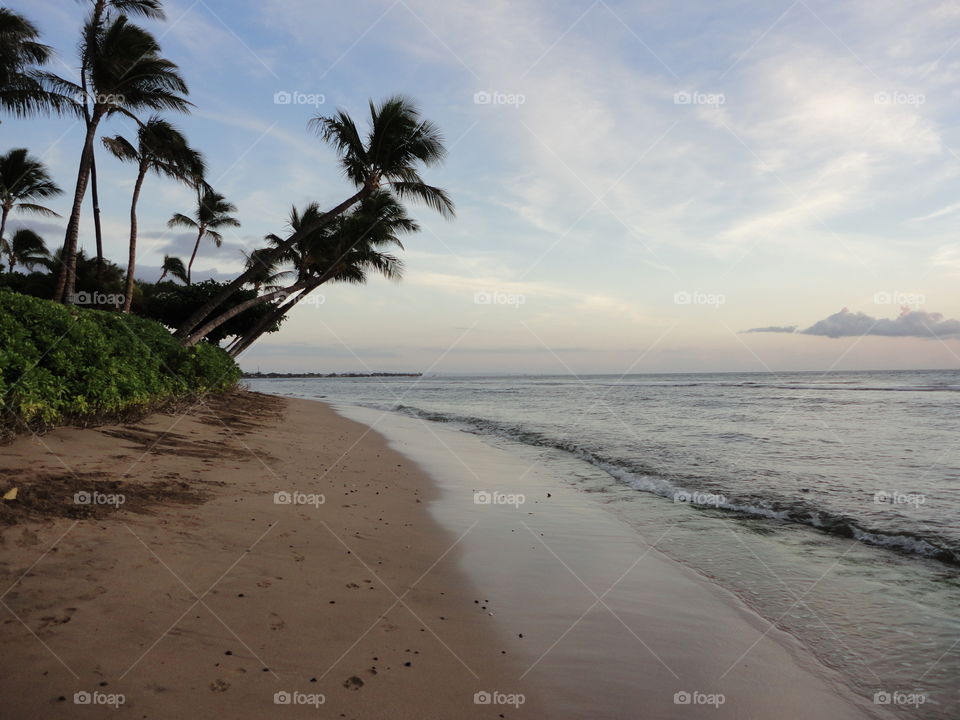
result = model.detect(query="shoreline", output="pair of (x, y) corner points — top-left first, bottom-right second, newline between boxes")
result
(0, 391), (891, 718)
(0, 392), (541, 718)
(335, 401), (891, 720)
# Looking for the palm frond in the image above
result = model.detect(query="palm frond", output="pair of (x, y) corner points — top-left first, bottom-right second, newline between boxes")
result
(14, 203), (61, 217)
(167, 212), (198, 229)
(108, 0), (166, 20)
(390, 181), (455, 218)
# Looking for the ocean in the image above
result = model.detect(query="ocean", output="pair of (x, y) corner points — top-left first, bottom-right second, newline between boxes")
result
(249, 369), (960, 718)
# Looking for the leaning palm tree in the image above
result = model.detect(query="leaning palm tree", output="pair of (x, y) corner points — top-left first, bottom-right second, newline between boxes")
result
(184, 190), (415, 348)
(174, 95), (453, 341)
(6, 228), (50, 271)
(167, 187), (240, 285)
(227, 197), (414, 357)
(0, 9), (67, 118)
(0, 148), (62, 263)
(157, 254), (187, 283)
(242, 247), (292, 292)
(102, 117), (205, 311)
(50, 14), (191, 303)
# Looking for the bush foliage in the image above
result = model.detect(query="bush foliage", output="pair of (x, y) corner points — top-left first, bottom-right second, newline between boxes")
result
(0, 290), (240, 426)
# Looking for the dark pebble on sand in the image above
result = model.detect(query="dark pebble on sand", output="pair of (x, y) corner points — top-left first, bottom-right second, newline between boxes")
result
(403, 662), (411, 667)
(225, 651), (232, 655)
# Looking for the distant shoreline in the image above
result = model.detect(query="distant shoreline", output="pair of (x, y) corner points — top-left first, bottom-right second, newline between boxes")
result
(242, 371), (422, 378)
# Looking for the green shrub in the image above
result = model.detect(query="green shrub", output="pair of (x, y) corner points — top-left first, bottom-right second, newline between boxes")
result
(0, 290), (240, 427)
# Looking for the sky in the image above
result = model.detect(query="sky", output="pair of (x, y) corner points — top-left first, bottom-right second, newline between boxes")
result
(5, 0), (960, 374)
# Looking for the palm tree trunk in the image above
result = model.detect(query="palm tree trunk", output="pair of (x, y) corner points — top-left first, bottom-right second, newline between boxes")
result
(186, 227), (204, 285)
(54, 115), (100, 303)
(226, 294), (297, 355)
(173, 187), (369, 341)
(122, 164), (147, 313)
(0, 206), (9, 270)
(229, 286), (314, 358)
(90, 150), (105, 283)
(80, 20), (104, 285)
(182, 280), (310, 347)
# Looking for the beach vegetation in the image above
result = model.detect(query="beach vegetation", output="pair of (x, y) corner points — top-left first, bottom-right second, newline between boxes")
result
(0, 290), (239, 429)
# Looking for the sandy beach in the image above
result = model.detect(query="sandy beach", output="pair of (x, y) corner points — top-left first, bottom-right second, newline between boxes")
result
(0, 393), (540, 718)
(0, 392), (890, 718)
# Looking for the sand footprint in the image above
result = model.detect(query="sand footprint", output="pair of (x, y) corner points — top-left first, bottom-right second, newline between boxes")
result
(269, 612), (285, 631)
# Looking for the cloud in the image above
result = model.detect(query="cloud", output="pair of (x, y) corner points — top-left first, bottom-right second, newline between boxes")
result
(932, 245), (960, 275)
(744, 325), (798, 334)
(749, 308), (960, 338)
(8, 220), (65, 237)
(135, 264), (236, 284)
(146, 231), (251, 262)
(910, 201), (960, 222)
(803, 308), (960, 338)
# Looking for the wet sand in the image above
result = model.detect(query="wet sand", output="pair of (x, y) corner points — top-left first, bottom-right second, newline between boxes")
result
(0, 392), (890, 718)
(0, 393), (541, 718)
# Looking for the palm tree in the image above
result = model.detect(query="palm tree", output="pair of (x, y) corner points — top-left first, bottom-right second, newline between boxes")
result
(174, 95), (453, 341)
(102, 117), (204, 311)
(81, 1), (166, 280)
(167, 187), (239, 285)
(242, 247), (292, 292)
(5, 228), (50, 271)
(88, 1), (165, 20)
(0, 148), (62, 264)
(226, 194), (414, 356)
(50, 14), (190, 304)
(185, 191), (414, 348)
(157, 254), (187, 283)
(0, 9), (65, 118)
